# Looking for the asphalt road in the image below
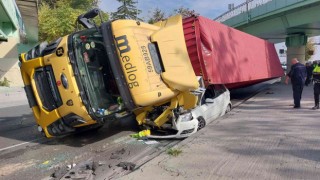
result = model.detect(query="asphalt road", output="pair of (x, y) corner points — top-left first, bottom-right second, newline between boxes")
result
(0, 80), (276, 180)
(0, 104), (180, 180)
(122, 82), (320, 179)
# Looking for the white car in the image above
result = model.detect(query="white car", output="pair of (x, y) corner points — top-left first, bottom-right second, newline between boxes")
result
(148, 112), (199, 139)
(191, 84), (232, 131)
(149, 84), (231, 139)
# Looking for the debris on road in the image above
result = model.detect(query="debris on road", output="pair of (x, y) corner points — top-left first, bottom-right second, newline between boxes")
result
(143, 140), (159, 145)
(61, 159), (95, 180)
(130, 130), (151, 139)
(98, 161), (106, 166)
(50, 167), (68, 179)
(110, 148), (126, 160)
(42, 160), (50, 165)
(66, 163), (76, 170)
(116, 162), (136, 171)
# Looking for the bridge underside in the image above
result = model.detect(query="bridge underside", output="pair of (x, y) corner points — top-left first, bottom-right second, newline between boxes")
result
(221, 0), (320, 69)
(16, 0), (38, 44)
(227, 2), (320, 44)
(240, 3), (320, 43)
(0, 0), (38, 86)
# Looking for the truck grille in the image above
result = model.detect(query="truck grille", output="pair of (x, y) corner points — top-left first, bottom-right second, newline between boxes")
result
(34, 66), (62, 111)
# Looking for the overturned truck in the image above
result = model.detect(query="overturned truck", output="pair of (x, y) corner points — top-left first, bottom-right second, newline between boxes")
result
(19, 9), (283, 138)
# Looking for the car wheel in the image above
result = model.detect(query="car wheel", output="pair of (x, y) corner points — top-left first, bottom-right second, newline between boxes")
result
(197, 116), (206, 131)
(225, 104), (232, 113)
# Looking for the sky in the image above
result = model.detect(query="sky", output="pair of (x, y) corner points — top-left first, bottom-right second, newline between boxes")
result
(99, 0), (242, 20)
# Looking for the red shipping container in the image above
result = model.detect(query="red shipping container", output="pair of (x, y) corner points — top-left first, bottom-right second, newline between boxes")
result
(183, 16), (284, 89)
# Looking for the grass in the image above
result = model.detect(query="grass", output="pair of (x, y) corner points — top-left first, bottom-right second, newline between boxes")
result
(0, 77), (10, 87)
(167, 148), (182, 157)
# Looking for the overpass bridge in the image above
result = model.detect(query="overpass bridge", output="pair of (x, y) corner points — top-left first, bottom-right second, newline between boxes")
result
(0, 0), (38, 86)
(215, 0), (320, 69)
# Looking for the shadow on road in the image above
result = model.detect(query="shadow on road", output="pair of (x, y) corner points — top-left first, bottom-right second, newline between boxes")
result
(0, 104), (139, 148)
(0, 79), (278, 148)
(43, 117), (139, 147)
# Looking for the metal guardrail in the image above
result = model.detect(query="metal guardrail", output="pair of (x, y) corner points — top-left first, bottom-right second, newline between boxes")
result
(214, 0), (273, 22)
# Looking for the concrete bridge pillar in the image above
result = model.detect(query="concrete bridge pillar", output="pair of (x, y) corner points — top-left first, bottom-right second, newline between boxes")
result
(285, 34), (307, 73)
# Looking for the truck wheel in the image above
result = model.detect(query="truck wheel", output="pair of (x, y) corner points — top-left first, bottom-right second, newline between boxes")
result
(225, 104), (232, 114)
(197, 116), (206, 131)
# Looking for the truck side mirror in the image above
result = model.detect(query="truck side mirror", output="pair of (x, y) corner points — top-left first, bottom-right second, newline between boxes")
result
(77, 8), (100, 29)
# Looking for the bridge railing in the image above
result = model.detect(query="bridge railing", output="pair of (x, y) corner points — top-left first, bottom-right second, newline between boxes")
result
(214, 0), (273, 22)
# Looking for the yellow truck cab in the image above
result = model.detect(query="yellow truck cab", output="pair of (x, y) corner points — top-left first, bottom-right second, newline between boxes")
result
(19, 9), (199, 137)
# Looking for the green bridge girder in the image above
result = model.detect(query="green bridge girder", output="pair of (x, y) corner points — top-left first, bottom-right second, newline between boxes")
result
(218, 0), (320, 44)
(0, 0), (38, 86)
(0, 0), (38, 49)
(0, 0), (21, 41)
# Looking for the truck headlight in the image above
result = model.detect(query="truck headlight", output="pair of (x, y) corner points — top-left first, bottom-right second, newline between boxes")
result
(179, 112), (192, 122)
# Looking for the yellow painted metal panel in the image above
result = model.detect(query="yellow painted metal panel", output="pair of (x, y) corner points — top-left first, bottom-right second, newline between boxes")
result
(111, 20), (178, 106)
(151, 15), (199, 91)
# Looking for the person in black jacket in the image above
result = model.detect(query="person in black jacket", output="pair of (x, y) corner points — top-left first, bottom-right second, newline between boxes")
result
(285, 58), (307, 108)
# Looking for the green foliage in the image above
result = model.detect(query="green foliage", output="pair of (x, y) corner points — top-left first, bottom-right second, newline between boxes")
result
(148, 8), (166, 24)
(172, 7), (199, 18)
(147, 6), (198, 24)
(40, 0), (98, 10)
(69, 0), (99, 10)
(0, 77), (10, 87)
(111, 0), (142, 20)
(40, 0), (57, 8)
(305, 39), (315, 60)
(39, 3), (82, 42)
(38, 0), (108, 42)
(167, 148), (182, 157)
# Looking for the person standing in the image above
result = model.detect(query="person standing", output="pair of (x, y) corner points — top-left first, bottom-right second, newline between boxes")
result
(305, 62), (313, 86)
(313, 61), (318, 70)
(312, 62), (320, 110)
(285, 58), (307, 108)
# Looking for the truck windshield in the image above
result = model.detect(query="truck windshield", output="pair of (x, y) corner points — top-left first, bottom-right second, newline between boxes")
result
(72, 28), (123, 117)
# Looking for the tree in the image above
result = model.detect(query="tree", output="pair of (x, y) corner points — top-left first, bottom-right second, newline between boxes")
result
(147, 8), (166, 24)
(40, 0), (57, 8)
(39, 0), (99, 10)
(305, 39), (316, 61)
(70, 0), (99, 10)
(111, 0), (142, 20)
(39, 3), (82, 42)
(172, 6), (199, 18)
(38, 0), (108, 42)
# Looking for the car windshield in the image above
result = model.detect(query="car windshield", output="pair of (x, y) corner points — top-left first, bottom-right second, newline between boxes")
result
(72, 28), (123, 117)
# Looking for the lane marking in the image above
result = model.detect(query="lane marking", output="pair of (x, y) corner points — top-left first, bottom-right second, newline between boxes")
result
(0, 137), (45, 152)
